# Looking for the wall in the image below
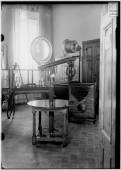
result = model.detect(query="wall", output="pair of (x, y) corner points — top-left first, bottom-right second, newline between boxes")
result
(52, 4), (103, 81)
(52, 4), (103, 58)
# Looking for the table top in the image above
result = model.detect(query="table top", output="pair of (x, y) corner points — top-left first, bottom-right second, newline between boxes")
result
(27, 99), (68, 111)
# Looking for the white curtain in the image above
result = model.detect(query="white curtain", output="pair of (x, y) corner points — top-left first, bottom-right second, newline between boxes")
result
(12, 6), (40, 69)
(11, 6), (41, 103)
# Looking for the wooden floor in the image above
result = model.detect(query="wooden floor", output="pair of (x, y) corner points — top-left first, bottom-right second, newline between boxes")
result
(2, 104), (100, 169)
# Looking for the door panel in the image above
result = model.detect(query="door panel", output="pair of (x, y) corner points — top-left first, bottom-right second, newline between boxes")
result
(103, 24), (112, 137)
(99, 3), (117, 168)
(94, 45), (100, 78)
(82, 39), (100, 83)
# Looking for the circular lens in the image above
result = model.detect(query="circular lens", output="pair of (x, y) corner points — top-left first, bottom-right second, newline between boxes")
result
(31, 36), (52, 65)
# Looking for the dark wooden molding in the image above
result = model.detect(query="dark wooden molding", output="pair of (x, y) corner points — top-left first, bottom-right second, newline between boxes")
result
(82, 38), (100, 45)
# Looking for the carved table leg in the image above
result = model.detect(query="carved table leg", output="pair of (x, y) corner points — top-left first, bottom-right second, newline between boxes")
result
(63, 108), (68, 147)
(38, 111), (42, 136)
(63, 110), (66, 136)
(66, 108), (68, 135)
(49, 111), (54, 135)
(32, 109), (36, 145)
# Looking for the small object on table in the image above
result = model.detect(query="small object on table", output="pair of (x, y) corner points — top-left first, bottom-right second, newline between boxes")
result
(27, 99), (69, 147)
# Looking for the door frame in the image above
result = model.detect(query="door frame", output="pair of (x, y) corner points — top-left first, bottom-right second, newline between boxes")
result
(99, 3), (119, 168)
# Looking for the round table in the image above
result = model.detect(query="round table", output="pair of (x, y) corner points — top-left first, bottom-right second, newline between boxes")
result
(27, 99), (69, 146)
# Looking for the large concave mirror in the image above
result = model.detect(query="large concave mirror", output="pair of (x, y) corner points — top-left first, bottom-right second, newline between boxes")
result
(31, 36), (52, 65)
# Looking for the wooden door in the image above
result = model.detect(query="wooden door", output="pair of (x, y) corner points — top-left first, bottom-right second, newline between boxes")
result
(82, 39), (100, 83)
(99, 4), (117, 168)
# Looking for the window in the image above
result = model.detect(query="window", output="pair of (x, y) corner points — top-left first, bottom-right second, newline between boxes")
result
(13, 8), (39, 69)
